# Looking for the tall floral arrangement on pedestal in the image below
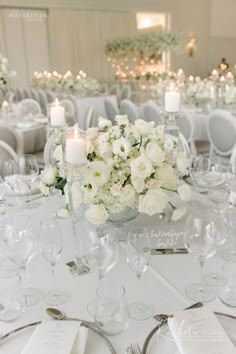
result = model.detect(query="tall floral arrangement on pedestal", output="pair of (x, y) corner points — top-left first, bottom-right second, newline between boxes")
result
(0, 54), (16, 88)
(39, 116), (191, 224)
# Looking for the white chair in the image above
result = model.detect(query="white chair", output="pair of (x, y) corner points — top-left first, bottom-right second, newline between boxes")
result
(143, 102), (163, 124)
(19, 98), (42, 116)
(5, 90), (16, 103)
(46, 90), (55, 103)
(31, 89), (39, 102)
(86, 107), (95, 128)
(207, 110), (236, 163)
(38, 90), (48, 115)
(177, 110), (196, 154)
(109, 85), (120, 98)
(104, 99), (119, 124)
(0, 126), (22, 154)
(0, 140), (17, 176)
(61, 98), (76, 126)
(120, 99), (138, 123)
(120, 85), (131, 101)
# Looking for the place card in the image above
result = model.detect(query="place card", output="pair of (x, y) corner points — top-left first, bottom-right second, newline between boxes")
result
(168, 305), (236, 354)
(21, 321), (87, 354)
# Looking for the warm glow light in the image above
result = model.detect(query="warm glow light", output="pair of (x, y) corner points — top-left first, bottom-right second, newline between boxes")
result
(73, 123), (80, 139)
(136, 12), (166, 30)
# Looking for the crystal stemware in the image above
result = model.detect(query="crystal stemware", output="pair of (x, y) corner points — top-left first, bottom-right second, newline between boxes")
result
(184, 208), (217, 302)
(0, 214), (43, 307)
(40, 218), (69, 306)
(18, 154), (39, 189)
(126, 226), (153, 320)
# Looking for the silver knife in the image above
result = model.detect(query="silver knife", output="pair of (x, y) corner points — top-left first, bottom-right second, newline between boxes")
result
(151, 248), (188, 255)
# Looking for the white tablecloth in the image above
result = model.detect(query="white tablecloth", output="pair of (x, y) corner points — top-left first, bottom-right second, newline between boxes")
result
(0, 194), (235, 353)
(74, 95), (117, 129)
(16, 124), (46, 154)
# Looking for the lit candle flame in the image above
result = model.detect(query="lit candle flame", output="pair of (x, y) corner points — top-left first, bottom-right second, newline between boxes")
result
(73, 123), (80, 139)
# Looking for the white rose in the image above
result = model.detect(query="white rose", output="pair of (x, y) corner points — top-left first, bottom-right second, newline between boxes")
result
(40, 166), (57, 185)
(39, 181), (50, 196)
(155, 164), (177, 190)
(110, 183), (122, 197)
(177, 152), (190, 176)
(98, 116), (112, 129)
(134, 119), (155, 135)
(112, 137), (131, 158)
(88, 161), (111, 186)
(64, 181), (83, 208)
(138, 189), (168, 216)
(53, 145), (63, 163)
(86, 140), (94, 154)
(177, 184), (192, 201)
(120, 185), (136, 203)
(85, 204), (108, 224)
(131, 175), (145, 193)
(115, 115), (129, 126)
(171, 207), (186, 221)
(130, 154), (153, 179)
(145, 142), (165, 166)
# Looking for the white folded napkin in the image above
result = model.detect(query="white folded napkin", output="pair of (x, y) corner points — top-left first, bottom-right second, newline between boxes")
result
(168, 305), (236, 354)
(16, 121), (37, 128)
(21, 321), (88, 354)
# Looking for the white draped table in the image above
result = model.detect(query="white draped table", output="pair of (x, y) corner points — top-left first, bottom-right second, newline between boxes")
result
(0, 194), (235, 353)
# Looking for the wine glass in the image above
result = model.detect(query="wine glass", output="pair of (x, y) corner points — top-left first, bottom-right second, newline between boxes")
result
(40, 218), (69, 305)
(18, 154), (39, 188)
(2, 159), (18, 178)
(197, 156), (224, 189)
(126, 226), (153, 320)
(184, 209), (217, 302)
(0, 214), (43, 307)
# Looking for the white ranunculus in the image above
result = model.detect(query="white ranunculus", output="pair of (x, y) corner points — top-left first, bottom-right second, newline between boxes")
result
(177, 152), (190, 176)
(53, 145), (63, 163)
(88, 161), (111, 186)
(40, 166), (57, 185)
(110, 183), (122, 197)
(171, 207), (186, 221)
(138, 189), (168, 216)
(115, 115), (129, 126)
(85, 204), (108, 224)
(134, 119), (155, 135)
(177, 184), (192, 201)
(120, 185), (135, 203)
(145, 142), (165, 166)
(98, 116), (112, 129)
(131, 175), (145, 193)
(112, 137), (131, 158)
(38, 181), (50, 196)
(130, 154), (153, 180)
(64, 181), (83, 208)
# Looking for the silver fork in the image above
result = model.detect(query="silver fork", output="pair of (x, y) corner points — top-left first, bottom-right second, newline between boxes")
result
(130, 343), (142, 354)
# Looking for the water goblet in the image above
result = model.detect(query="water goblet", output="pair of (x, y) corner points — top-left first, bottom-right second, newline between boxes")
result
(18, 154), (39, 190)
(2, 159), (18, 178)
(40, 218), (69, 306)
(0, 214), (43, 307)
(184, 208), (217, 302)
(126, 226), (153, 320)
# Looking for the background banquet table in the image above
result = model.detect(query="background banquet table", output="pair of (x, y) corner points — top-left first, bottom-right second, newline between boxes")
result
(1, 193), (236, 354)
(15, 124), (46, 154)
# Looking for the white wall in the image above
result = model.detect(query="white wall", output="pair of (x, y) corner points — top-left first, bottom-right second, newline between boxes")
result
(0, 0), (236, 86)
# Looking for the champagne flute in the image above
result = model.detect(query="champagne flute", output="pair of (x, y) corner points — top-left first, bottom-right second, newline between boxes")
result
(126, 227), (153, 320)
(40, 218), (69, 305)
(0, 214), (43, 307)
(18, 154), (39, 189)
(184, 208), (217, 302)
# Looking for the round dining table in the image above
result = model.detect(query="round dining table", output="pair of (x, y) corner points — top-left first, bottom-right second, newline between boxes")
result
(0, 192), (235, 354)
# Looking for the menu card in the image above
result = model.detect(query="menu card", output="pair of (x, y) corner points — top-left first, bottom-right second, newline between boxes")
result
(168, 305), (236, 354)
(21, 321), (88, 354)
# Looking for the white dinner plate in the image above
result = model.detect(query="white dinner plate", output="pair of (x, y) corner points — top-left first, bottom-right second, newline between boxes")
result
(0, 323), (112, 354)
(145, 312), (236, 353)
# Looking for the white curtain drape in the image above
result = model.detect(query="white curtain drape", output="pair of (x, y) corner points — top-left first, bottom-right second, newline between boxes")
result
(48, 9), (137, 81)
(0, 8), (49, 88)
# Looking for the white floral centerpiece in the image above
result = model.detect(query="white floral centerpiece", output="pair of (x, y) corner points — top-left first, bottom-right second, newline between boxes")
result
(39, 116), (191, 224)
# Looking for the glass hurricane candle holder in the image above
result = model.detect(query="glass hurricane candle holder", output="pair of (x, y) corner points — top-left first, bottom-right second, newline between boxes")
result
(163, 82), (181, 114)
(62, 124), (87, 170)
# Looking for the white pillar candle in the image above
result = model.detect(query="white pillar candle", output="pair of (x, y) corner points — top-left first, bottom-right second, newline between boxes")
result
(50, 98), (65, 126)
(226, 72), (234, 81)
(219, 75), (225, 83)
(165, 90), (181, 113)
(188, 75), (194, 83)
(211, 69), (219, 80)
(1, 100), (9, 110)
(65, 124), (87, 164)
